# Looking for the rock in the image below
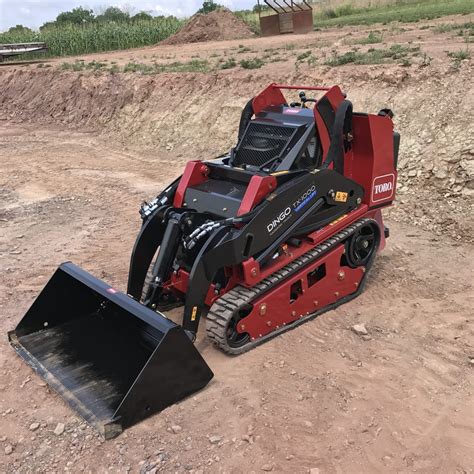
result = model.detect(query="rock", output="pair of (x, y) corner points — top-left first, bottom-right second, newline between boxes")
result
(170, 425), (182, 434)
(469, 358), (474, 367)
(290, 370), (297, 375)
(5, 445), (13, 455)
(303, 420), (313, 428)
(53, 423), (65, 436)
(261, 464), (273, 471)
(309, 469), (320, 474)
(352, 323), (368, 336)
(29, 422), (40, 432)
(208, 435), (222, 444)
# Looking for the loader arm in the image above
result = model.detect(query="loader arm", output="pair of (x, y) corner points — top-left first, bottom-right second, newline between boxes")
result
(182, 169), (363, 334)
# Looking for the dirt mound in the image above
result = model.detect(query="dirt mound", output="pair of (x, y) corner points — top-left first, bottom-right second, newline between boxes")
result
(161, 8), (255, 45)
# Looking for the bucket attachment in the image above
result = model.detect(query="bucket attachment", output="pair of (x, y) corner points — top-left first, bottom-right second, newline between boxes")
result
(8, 262), (213, 439)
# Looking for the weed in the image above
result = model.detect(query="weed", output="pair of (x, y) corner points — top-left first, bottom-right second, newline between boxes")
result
(220, 58), (237, 69)
(283, 43), (296, 50)
(312, 0), (474, 28)
(307, 55), (318, 67)
(297, 50), (312, 61)
(240, 58), (265, 69)
(356, 31), (383, 44)
(447, 49), (471, 60)
(325, 44), (419, 66)
(237, 46), (251, 54)
(433, 24), (452, 34)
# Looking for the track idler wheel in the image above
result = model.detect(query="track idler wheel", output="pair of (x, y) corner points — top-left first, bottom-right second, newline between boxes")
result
(225, 310), (251, 349)
(345, 222), (379, 268)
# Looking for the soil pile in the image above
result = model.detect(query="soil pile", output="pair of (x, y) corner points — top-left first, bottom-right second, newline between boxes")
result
(161, 8), (255, 45)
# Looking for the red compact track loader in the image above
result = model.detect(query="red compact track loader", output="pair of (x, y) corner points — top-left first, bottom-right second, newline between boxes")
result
(9, 84), (399, 438)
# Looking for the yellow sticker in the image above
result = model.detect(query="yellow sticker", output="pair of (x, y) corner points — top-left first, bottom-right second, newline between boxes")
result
(335, 191), (348, 202)
(191, 306), (198, 321)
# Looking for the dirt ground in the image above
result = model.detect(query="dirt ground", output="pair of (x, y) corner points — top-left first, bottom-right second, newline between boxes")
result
(0, 15), (473, 474)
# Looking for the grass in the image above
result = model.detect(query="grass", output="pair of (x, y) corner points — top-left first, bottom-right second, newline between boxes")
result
(239, 57), (265, 69)
(220, 58), (237, 69)
(296, 50), (312, 61)
(324, 44), (420, 66)
(355, 31), (384, 44)
(61, 58), (210, 74)
(238, 0), (474, 32)
(313, 0), (474, 28)
(447, 49), (471, 60)
(434, 21), (474, 42)
(0, 17), (183, 59)
(237, 45), (252, 54)
(58, 55), (268, 73)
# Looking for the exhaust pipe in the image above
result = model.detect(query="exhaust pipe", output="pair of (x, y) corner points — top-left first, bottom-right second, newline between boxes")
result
(8, 262), (213, 439)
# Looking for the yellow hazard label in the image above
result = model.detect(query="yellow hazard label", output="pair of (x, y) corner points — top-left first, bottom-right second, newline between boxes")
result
(335, 191), (348, 202)
(191, 306), (198, 321)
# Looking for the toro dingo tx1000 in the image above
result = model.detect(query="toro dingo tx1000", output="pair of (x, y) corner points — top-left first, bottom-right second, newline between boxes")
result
(9, 84), (399, 438)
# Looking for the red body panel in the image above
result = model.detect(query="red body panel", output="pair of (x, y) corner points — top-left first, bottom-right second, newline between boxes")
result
(237, 175), (277, 216)
(350, 114), (397, 208)
(173, 161), (209, 207)
(237, 243), (364, 340)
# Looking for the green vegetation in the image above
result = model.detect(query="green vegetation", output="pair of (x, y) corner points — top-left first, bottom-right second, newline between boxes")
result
(220, 58), (237, 69)
(314, 0), (474, 28)
(3, 0), (473, 61)
(60, 58), (210, 74)
(296, 50), (312, 61)
(447, 49), (471, 60)
(325, 44), (420, 66)
(355, 31), (384, 44)
(239, 57), (265, 69)
(434, 21), (474, 42)
(237, 45), (252, 53)
(198, 0), (222, 14)
(236, 0), (474, 32)
(0, 8), (183, 59)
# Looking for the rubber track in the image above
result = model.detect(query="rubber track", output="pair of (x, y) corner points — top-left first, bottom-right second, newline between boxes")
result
(206, 217), (376, 355)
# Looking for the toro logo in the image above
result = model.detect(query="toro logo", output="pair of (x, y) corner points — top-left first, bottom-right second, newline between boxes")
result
(372, 174), (395, 203)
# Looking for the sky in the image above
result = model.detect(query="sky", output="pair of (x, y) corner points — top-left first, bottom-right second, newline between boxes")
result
(0, 0), (257, 31)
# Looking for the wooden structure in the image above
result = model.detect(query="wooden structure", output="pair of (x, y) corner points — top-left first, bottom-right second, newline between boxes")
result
(258, 0), (313, 36)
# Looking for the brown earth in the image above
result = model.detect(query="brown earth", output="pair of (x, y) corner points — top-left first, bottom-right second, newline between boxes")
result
(161, 9), (254, 45)
(0, 15), (473, 474)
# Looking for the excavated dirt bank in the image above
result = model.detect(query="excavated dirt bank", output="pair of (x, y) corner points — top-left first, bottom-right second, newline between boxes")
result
(1, 58), (473, 242)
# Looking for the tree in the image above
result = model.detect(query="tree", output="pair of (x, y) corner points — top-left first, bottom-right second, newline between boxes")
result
(55, 7), (95, 25)
(131, 11), (153, 22)
(198, 1), (222, 14)
(7, 25), (33, 34)
(96, 7), (130, 23)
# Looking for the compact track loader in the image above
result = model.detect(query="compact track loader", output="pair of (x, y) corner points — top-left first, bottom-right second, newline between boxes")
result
(9, 84), (399, 438)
